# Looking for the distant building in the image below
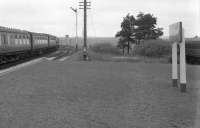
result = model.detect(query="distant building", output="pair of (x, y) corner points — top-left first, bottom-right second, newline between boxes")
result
(65, 35), (69, 38)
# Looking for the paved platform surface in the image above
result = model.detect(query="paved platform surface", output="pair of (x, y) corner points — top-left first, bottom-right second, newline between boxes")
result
(0, 54), (199, 128)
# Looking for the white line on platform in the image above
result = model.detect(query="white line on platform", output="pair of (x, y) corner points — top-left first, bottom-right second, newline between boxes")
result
(46, 57), (56, 61)
(0, 57), (44, 77)
(59, 56), (70, 61)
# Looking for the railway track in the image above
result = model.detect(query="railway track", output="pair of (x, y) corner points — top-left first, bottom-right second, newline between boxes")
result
(0, 46), (78, 71)
(0, 54), (45, 70)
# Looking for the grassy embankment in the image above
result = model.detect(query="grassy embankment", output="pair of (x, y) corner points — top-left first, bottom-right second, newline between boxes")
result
(90, 39), (172, 63)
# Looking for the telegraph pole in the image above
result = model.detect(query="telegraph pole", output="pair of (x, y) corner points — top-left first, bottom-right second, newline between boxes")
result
(70, 7), (78, 47)
(79, 0), (91, 60)
(76, 9), (78, 48)
(84, 0), (87, 51)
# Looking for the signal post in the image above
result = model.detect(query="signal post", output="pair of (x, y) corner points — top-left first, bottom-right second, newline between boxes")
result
(169, 22), (187, 92)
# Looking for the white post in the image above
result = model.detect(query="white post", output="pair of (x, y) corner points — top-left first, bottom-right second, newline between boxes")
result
(179, 30), (187, 92)
(172, 42), (178, 87)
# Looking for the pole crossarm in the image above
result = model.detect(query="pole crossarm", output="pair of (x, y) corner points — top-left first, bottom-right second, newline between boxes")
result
(70, 7), (77, 13)
(79, 1), (91, 8)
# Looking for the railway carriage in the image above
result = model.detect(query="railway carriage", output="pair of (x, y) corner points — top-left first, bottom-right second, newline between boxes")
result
(48, 35), (59, 49)
(0, 26), (59, 64)
(0, 27), (32, 64)
(31, 33), (49, 52)
(0, 27), (31, 55)
(0, 31), (6, 54)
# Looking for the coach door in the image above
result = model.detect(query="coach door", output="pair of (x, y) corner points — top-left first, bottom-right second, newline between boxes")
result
(0, 33), (2, 52)
(0, 32), (7, 52)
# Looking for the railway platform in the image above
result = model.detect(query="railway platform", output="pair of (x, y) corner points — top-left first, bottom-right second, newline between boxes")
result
(0, 51), (199, 128)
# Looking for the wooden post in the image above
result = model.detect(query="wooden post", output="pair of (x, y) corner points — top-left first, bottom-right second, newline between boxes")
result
(79, 0), (91, 60)
(83, 0), (87, 50)
(76, 11), (78, 47)
(179, 30), (187, 92)
(172, 42), (178, 87)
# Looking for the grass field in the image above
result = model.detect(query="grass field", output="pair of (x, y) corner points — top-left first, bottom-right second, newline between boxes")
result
(60, 37), (200, 61)
(59, 37), (118, 47)
(133, 39), (171, 58)
(88, 39), (172, 63)
(0, 51), (198, 128)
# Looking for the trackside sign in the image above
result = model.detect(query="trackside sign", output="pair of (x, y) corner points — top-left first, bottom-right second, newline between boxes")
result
(169, 22), (182, 43)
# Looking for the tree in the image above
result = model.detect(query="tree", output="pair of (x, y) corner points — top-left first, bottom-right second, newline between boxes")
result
(135, 12), (163, 42)
(116, 12), (163, 52)
(116, 37), (126, 55)
(115, 14), (136, 54)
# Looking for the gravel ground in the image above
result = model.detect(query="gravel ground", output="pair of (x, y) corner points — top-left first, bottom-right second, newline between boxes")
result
(0, 53), (198, 128)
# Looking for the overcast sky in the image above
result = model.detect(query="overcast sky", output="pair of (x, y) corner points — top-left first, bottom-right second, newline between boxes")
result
(0, 0), (199, 37)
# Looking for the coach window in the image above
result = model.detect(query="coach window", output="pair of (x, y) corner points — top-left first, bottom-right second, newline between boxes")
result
(18, 35), (21, 45)
(23, 35), (25, 44)
(0, 35), (1, 45)
(25, 35), (28, 44)
(25, 36), (27, 44)
(7, 34), (11, 45)
(37, 37), (39, 44)
(21, 35), (24, 44)
(38, 37), (40, 44)
(17, 35), (21, 45)
(17, 35), (19, 45)
(10, 35), (13, 45)
(40, 37), (42, 44)
(14, 35), (17, 45)
(39, 37), (42, 44)
(34, 37), (36, 44)
(13, 35), (16, 44)
(13, 35), (16, 45)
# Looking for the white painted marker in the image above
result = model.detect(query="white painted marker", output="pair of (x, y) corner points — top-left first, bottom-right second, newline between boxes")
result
(172, 42), (178, 87)
(179, 30), (187, 92)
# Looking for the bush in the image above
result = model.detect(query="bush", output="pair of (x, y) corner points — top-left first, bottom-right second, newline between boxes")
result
(134, 39), (171, 58)
(91, 43), (122, 55)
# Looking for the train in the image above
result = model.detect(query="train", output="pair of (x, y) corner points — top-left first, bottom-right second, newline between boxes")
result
(186, 40), (200, 64)
(0, 26), (59, 64)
